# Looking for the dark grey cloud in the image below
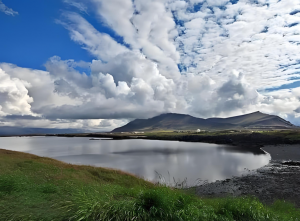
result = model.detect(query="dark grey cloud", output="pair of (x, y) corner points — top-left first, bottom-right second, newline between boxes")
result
(99, 119), (112, 127)
(37, 101), (163, 120)
(3, 115), (42, 120)
(54, 78), (80, 98)
(0, 126), (84, 136)
(294, 107), (300, 113)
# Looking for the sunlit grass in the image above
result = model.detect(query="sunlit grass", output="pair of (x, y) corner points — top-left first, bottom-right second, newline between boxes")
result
(0, 149), (299, 221)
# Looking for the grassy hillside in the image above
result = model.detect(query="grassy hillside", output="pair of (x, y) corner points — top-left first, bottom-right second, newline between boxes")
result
(0, 149), (299, 220)
(112, 113), (240, 132)
(112, 112), (296, 133)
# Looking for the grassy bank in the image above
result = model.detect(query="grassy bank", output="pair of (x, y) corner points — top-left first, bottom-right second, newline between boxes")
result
(0, 149), (299, 221)
(142, 130), (300, 139)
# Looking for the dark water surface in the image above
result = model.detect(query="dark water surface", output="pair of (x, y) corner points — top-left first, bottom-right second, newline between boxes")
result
(0, 137), (270, 186)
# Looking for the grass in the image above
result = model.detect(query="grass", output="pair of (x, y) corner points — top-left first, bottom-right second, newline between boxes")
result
(260, 130), (300, 141)
(142, 130), (300, 143)
(0, 149), (299, 221)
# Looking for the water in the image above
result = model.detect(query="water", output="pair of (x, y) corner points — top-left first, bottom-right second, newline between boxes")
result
(0, 137), (270, 186)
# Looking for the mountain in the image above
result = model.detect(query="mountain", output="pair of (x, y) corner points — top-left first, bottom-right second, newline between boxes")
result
(207, 111), (294, 128)
(112, 111), (296, 132)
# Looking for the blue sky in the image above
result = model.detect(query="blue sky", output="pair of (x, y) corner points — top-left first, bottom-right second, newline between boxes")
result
(0, 0), (128, 70)
(0, 0), (89, 69)
(1, 0), (300, 130)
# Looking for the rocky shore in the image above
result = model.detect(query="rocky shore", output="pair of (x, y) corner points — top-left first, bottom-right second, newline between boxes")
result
(195, 145), (300, 208)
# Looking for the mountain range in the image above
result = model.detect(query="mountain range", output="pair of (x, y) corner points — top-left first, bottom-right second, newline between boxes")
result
(112, 111), (296, 132)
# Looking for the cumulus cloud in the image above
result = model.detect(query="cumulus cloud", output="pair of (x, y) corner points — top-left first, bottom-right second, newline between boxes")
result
(36, 53), (182, 120)
(0, 0), (18, 16)
(186, 70), (260, 117)
(2, 0), (300, 130)
(0, 62), (78, 110)
(0, 68), (33, 116)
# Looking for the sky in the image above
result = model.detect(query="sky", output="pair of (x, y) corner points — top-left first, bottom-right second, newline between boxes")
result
(1, 0), (300, 132)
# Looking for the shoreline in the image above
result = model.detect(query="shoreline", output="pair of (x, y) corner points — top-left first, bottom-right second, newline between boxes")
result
(1, 149), (298, 220)
(262, 144), (300, 161)
(4, 130), (300, 147)
(2, 134), (300, 207)
(195, 144), (300, 207)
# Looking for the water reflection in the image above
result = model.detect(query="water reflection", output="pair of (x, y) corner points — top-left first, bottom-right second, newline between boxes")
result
(217, 145), (266, 155)
(0, 137), (270, 186)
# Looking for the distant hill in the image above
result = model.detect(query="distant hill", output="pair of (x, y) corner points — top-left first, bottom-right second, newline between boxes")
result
(207, 111), (294, 128)
(112, 112), (296, 132)
(0, 127), (84, 136)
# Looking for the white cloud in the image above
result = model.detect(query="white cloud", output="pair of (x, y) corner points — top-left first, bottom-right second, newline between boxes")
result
(38, 52), (184, 120)
(90, 0), (181, 79)
(173, 0), (300, 90)
(0, 63), (130, 131)
(0, 68), (33, 116)
(0, 62), (78, 110)
(0, 0), (18, 16)
(91, 0), (136, 46)
(57, 12), (129, 61)
(63, 0), (88, 14)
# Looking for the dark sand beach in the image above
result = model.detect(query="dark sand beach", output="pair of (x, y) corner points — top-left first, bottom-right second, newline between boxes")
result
(263, 144), (300, 161)
(195, 144), (300, 207)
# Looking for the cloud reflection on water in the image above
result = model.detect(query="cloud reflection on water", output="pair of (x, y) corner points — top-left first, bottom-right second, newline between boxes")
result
(0, 137), (270, 186)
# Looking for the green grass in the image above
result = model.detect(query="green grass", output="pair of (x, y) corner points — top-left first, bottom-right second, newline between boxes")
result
(0, 149), (299, 221)
(143, 129), (300, 142)
(261, 130), (300, 141)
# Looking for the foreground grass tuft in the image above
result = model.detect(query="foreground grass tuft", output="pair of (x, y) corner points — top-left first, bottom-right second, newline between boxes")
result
(0, 149), (299, 221)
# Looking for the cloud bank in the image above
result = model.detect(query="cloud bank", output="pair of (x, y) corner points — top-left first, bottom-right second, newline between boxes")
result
(1, 0), (300, 131)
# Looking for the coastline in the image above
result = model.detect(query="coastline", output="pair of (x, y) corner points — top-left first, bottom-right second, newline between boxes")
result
(2, 134), (300, 207)
(195, 144), (300, 207)
(76, 136), (300, 207)
(1, 149), (299, 220)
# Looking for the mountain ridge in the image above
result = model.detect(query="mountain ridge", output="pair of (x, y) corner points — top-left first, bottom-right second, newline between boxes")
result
(112, 112), (296, 132)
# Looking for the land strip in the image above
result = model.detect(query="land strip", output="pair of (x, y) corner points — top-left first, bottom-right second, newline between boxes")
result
(50, 130), (300, 148)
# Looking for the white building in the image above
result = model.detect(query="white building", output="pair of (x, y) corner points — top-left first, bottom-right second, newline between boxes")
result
(196, 129), (201, 133)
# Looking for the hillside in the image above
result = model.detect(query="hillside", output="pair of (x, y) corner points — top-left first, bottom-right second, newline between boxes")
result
(207, 111), (294, 128)
(112, 112), (296, 132)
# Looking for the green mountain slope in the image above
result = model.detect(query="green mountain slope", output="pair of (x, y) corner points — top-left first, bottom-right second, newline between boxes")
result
(112, 112), (296, 132)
